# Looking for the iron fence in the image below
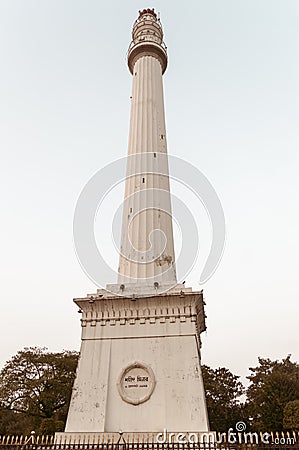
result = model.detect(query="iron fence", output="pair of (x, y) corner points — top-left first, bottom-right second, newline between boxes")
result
(0, 433), (298, 450)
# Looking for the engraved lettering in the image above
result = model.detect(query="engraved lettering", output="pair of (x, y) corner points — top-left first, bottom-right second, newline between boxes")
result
(118, 363), (156, 405)
(137, 375), (148, 381)
(124, 376), (136, 382)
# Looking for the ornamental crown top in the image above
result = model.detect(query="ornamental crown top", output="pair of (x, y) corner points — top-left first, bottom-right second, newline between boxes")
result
(138, 8), (157, 20)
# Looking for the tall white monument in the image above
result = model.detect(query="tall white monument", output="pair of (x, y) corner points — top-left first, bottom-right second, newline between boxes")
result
(57, 8), (209, 441)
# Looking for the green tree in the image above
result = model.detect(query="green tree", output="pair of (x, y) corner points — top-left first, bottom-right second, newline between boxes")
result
(283, 399), (299, 431)
(0, 347), (78, 434)
(202, 365), (245, 431)
(246, 356), (299, 431)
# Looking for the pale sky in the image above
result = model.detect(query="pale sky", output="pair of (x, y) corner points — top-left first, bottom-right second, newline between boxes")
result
(1, 0), (298, 386)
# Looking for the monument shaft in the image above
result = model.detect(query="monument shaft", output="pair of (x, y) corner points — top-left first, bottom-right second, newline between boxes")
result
(118, 9), (176, 285)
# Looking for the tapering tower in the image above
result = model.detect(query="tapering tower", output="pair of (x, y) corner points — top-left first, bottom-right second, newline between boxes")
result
(57, 9), (209, 442)
(118, 8), (176, 287)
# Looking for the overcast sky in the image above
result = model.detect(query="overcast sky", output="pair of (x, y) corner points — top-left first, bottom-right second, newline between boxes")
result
(1, 0), (298, 385)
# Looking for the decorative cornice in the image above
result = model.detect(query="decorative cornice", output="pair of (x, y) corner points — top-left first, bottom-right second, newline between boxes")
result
(75, 291), (206, 335)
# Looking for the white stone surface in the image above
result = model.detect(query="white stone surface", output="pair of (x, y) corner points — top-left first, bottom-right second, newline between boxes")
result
(64, 290), (208, 433)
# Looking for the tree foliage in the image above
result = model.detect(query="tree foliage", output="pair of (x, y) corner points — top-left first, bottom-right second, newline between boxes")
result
(0, 347), (78, 434)
(246, 356), (299, 431)
(283, 399), (299, 431)
(0, 405), (34, 435)
(202, 365), (245, 431)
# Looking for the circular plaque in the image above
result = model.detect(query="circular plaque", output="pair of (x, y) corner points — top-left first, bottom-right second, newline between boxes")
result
(117, 362), (156, 405)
